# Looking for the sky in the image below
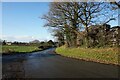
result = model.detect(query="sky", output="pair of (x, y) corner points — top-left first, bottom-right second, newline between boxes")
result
(1, 2), (119, 42)
(2, 2), (55, 42)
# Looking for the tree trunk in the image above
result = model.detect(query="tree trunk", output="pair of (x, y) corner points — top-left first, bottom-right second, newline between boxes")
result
(85, 26), (89, 48)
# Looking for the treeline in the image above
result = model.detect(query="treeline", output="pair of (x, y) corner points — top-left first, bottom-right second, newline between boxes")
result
(43, 2), (119, 48)
(1, 40), (57, 48)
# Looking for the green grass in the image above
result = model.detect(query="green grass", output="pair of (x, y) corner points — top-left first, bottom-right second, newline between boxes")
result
(2, 45), (41, 53)
(56, 46), (119, 65)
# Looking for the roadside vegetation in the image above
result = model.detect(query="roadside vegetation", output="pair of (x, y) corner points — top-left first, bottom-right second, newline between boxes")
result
(1, 40), (56, 54)
(43, 2), (119, 48)
(43, 2), (119, 65)
(2, 45), (40, 54)
(56, 46), (119, 65)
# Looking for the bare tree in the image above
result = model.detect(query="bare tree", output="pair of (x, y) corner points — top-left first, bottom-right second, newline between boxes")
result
(74, 2), (117, 47)
(42, 2), (118, 48)
(42, 2), (80, 47)
(110, 1), (120, 8)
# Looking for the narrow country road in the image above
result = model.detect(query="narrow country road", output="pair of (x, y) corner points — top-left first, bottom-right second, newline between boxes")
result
(2, 48), (119, 78)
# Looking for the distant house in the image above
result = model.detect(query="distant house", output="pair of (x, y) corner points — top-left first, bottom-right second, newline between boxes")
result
(6, 42), (12, 45)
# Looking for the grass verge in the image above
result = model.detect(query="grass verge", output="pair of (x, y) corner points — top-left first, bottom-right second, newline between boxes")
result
(2, 45), (41, 54)
(56, 46), (119, 65)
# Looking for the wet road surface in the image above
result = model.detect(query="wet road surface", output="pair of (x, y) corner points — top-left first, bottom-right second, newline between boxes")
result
(2, 48), (119, 78)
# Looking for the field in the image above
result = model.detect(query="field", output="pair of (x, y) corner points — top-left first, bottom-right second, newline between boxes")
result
(56, 46), (119, 65)
(2, 45), (41, 54)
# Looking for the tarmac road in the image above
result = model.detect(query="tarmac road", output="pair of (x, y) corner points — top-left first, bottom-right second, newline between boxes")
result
(2, 48), (119, 78)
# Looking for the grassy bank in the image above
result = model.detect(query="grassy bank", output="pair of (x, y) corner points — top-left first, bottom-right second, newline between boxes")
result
(2, 45), (41, 54)
(56, 46), (119, 65)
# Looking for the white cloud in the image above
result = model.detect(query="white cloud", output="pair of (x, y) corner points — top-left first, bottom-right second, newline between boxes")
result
(1, 35), (54, 42)
(1, 35), (35, 42)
